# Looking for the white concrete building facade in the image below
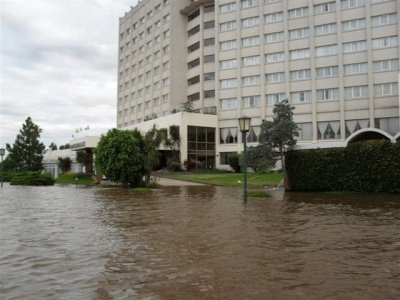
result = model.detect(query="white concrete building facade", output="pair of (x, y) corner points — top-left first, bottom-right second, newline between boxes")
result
(117, 0), (400, 168)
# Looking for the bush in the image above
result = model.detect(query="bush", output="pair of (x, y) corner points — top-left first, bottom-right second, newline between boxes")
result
(167, 160), (182, 172)
(286, 140), (400, 193)
(10, 172), (55, 186)
(228, 154), (241, 173)
(184, 158), (202, 171)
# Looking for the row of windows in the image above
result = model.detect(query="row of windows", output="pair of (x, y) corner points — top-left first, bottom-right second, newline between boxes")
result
(119, 61), (170, 86)
(217, 36), (399, 54)
(220, 36), (399, 53)
(118, 79), (170, 101)
(118, 93), (170, 111)
(217, 82), (399, 108)
(219, 13), (397, 33)
(219, 0), (393, 16)
(218, 117), (397, 149)
(120, 0), (169, 40)
(120, 28), (170, 56)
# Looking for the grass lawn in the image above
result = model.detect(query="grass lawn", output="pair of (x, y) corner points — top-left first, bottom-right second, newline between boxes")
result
(55, 173), (95, 185)
(162, 171), (283, 188)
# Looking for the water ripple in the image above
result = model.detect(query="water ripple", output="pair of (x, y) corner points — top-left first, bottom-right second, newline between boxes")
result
(0, 184), (399, 299)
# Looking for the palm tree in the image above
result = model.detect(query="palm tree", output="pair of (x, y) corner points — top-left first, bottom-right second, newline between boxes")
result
(142, 125), (163, 186)
(164, 125), (181, 163)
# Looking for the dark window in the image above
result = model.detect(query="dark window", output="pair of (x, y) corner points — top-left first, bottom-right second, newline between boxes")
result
(187, 126), (216, 169)
(220, 152), (236, 165)
(204, 20), (215, 29)
(188, 25), (200, 37)
(204, 72), (215, 81)
(204, 90), (215, 98)
(188, 58), (200, 69)
(188, 92), (200, 102)
(204, 5), (215, 13)
(188, 75), (200, 86)
(204, 54), (215, 63)
(188, 42), (200, 53)
(204, 37), (215, 46)
(188, 9), (200, 21)
(246, 127), (259, 143)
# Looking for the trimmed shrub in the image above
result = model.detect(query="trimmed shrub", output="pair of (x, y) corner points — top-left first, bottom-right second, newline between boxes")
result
(184, 158), (202, 171)
(228, 154), (241, 173)
(286, 140), (400, 193)
(10, 172), (55, 186)
(167, 160), (182, 172)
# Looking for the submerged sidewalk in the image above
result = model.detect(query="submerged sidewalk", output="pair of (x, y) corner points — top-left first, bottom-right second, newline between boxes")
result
(156, 177), (205, 186)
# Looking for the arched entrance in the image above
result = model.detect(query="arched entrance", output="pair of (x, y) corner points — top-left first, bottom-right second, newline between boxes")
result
(345, 128), (395, 144)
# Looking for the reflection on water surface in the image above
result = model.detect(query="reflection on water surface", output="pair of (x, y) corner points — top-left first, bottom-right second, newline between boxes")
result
(1, 184), (399, 299)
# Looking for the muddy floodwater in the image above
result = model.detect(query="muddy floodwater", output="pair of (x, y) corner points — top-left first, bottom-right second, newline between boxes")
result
(0, 184), (399, 299)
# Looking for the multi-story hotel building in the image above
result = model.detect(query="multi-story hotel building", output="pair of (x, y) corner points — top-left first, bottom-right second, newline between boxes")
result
(117, 0), (399, 169)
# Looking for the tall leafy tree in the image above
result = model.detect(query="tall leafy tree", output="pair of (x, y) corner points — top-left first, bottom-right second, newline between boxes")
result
(259, 100), (299, 190)
(164, 125), (181, 163)
(49, 142), (58, 150)
(95, 129), (144, 187)
(246, 145), (275, 172)
(6, 117), (45, 171)
(141, 125), (163, 186)
(58, 157), (72, 173)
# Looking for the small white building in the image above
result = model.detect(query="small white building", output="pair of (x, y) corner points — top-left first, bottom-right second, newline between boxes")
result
(43, 149), (83, 178)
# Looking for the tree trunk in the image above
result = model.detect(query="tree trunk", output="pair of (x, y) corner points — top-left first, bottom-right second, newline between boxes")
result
(281, 148), (291, 191)
(145, 172), (151, 187)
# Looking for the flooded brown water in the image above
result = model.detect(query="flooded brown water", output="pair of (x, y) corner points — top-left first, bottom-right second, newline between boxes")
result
(0, 184), (399, 299)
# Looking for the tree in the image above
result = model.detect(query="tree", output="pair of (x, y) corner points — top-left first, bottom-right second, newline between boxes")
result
(259, 100), (299, 190)
(6, 117), (45, 171)
(181, 101), (194, 112)
(95, 129), (144, 187)
(59, 143), (70, 150)
(141, 125), (163, 186)
(58, 157), (72, 173)
(76, 150), (86, 172)
(164, 125), (181, 164)
(49, 142), (58, 150)
(247, 145), (275, 172)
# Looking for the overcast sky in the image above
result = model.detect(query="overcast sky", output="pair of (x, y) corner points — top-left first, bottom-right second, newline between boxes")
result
(0, 0), (138, 150)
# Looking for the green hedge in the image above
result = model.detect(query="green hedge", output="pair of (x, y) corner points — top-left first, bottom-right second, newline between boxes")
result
(9, 172), (55, 186)
(286, 140), (400, 193)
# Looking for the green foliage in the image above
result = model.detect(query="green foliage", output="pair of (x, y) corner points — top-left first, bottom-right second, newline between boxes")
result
(59, 143), (70, 150)
(142, 125), (163, 186)
(259, 100), (299, 189)
(286, 140), (400, 193)
(167, 160), (182, 172)
(259, 100), (299, 151)
(58, 157), (72, 174)
(164, 125), (181, 163)
(247, 145), (275, 172)
(6, 117), (45, 171)
(49, 142), (58, 150)
(184, 158), (202, 171)
(95, 129), (145, 187)
(2, 156), (16, 172)
(10, 172), (55, 186)
(181, 101), (194, 112)
(228, 154), (241, 173)
(164, 172), (283, 188)
(55, 172), (94, 185)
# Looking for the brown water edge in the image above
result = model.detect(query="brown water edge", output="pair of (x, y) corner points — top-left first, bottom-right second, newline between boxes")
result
(0, 184), (399, 299)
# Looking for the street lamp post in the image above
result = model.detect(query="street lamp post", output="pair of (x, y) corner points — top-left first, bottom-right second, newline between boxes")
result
(0, 148), (5, 188)
(238, 117), (251, 201)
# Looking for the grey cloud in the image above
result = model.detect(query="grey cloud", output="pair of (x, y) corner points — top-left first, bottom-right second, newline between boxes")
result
(0, 0), (135, 147)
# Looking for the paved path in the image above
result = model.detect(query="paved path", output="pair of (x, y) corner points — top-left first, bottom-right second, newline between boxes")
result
(156, 177), (205, 186)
